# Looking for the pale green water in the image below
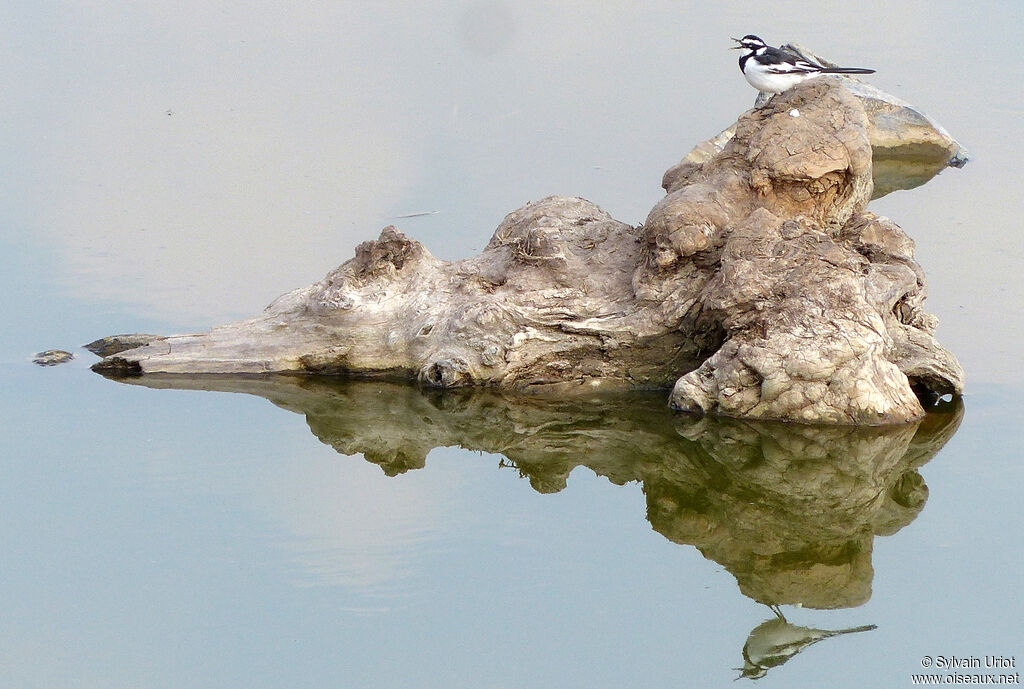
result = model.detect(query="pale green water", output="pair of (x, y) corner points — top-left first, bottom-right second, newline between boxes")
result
(2, 2), (1023, 687)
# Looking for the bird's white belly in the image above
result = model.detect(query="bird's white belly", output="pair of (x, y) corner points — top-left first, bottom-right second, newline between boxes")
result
(744, 67), (816, 94)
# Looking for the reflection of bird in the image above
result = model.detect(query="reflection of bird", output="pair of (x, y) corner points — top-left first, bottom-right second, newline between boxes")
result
(737, 605), (877, 680)
(730, 35), (875, 94)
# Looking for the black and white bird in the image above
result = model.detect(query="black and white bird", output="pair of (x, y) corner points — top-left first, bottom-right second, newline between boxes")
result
(731, 35), (875, 94)
(736, 606), (877, 680)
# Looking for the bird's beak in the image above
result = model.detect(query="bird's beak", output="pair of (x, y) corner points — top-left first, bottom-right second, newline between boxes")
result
(729, 38), (742, 50)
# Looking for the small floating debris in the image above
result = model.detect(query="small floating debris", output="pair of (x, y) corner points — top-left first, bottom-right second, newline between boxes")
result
(33, 350), (74, 366)
(391, 210), (440, 219)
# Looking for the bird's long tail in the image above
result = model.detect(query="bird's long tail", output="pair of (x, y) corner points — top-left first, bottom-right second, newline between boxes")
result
(819, 67), (875, 74)
(828, 624), (878, 636)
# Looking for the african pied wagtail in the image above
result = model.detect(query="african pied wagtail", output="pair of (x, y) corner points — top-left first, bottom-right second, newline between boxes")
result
(737, 606), (877, 680)
(731, 35), (875, 94)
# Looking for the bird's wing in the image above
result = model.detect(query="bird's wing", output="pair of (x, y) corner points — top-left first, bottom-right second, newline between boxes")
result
(759, 46), (823, 74)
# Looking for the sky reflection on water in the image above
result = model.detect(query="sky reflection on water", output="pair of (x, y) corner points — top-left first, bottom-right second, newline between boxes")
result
(2, 1), (1023, 687)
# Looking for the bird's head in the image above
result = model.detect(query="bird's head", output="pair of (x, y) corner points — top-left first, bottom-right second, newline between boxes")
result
(734, 662), (768, 681)
(730, 35), (767, 53)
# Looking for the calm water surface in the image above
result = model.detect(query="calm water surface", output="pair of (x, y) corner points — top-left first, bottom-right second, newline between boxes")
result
(2, 2), (1023, 687)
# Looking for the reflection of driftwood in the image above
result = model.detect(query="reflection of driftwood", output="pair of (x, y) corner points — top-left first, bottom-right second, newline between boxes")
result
(100, 374), (963, 608)
(92, 78), (964, 425)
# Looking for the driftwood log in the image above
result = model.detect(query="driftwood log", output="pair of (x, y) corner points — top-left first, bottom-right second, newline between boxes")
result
(92, 78), (964, 425)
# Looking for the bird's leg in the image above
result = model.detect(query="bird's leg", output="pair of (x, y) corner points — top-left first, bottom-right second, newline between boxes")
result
(769, 604), (786, 620)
